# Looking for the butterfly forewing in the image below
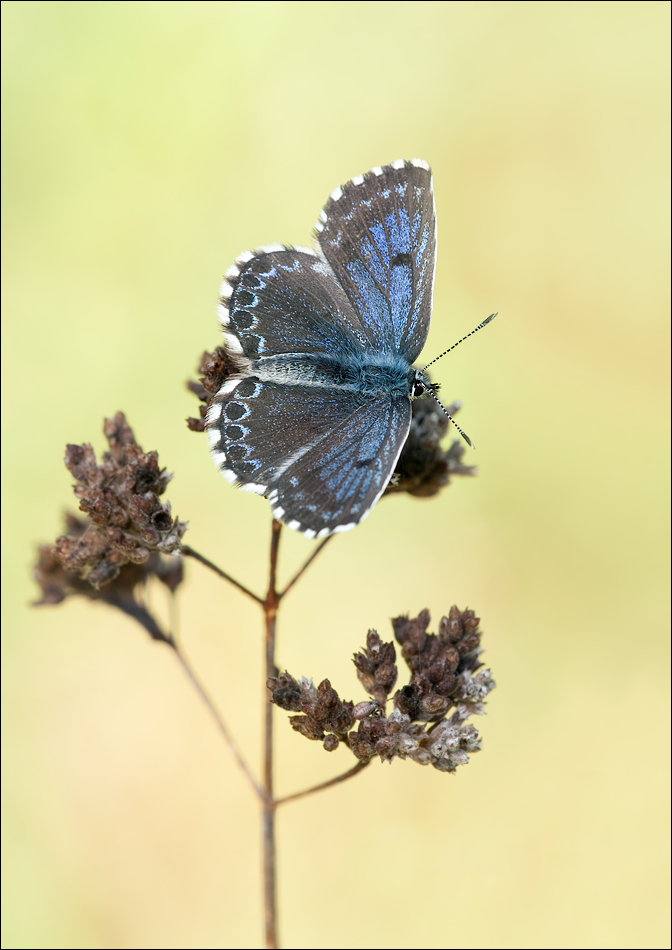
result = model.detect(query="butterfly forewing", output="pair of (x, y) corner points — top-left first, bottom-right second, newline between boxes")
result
(219, 248), (369, 359)
(316, 159), (436, 363)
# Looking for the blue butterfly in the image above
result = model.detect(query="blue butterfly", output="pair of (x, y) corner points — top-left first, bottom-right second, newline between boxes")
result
(206, 159), (479, 538)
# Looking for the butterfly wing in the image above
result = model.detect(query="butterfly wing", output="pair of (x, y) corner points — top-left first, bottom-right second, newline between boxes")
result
(315, 159), (436, 363)
(208, 378), (370, 493)
(207, 380), (411, 536)
(218, 245), (370, 359)
(266, 394), (411, 536)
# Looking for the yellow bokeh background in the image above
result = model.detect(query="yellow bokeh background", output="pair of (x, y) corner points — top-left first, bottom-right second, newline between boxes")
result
(2, 2), (669, 948)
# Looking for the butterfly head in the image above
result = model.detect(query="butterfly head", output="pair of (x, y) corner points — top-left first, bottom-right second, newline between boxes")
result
(410, 370), (440, 400)
(410, 368), (474, 448)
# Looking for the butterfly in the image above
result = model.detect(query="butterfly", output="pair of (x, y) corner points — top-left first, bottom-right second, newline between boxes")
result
(206, 159), (456, 538)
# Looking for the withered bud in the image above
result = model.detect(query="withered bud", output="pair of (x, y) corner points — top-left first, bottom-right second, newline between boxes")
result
(269, 677), (355, 741)
(353, 629), (398, 704)
(267, 672), (303, 712)
(391, 608), (490, 721)
(384, 399), (476, 498)
(186, 347), (240, 431)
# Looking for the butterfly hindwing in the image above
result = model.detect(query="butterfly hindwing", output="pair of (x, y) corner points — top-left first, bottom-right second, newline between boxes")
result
(207, 377), (372, 493)
(207, 378), (411, 536)
(316, 159), (436, 363)
(267, 395), (412, 536)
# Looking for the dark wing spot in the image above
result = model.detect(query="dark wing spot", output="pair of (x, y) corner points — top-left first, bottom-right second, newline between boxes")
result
(236, 378), (258, 398)
(225, 403), (246, 421)
(235, 290), (255, 307)
(232, 310), (255, 330)
(225, 444), (247, 462)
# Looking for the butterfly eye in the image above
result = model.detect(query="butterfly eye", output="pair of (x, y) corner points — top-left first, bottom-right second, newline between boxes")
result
(411, 373), (433, 398)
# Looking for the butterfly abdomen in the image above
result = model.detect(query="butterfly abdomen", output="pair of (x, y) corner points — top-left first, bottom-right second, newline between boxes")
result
(251, 351), (414, 397)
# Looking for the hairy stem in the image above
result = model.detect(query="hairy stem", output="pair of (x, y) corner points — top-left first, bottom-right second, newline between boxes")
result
(263, 520), (282, 949)
(182, 544), (263, 603)
(274, 759), (370, 807)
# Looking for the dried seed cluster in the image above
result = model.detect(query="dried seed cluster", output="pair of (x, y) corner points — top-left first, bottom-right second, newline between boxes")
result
(34, 514), (182, 642)
(48, 412), (186, 591)
(384, 398), (476, 497)
(268, 609), (495, 774)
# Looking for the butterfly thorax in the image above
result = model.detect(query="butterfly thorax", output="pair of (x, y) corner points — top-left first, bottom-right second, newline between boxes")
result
(250, 351), (420, 398)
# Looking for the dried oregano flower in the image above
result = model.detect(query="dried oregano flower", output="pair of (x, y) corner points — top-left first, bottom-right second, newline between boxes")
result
(384, 398), (476, 497)
(268, 608), (495, 774)
(50, 412), (186, 589)
(32, 413), (186, 642)
(34, 514), (182, 643)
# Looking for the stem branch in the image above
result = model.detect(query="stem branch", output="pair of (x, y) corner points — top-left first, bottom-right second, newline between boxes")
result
(182, 544), (263, 603)
(173, 646), (262, 799)
(279, 536), (332, 600)
(275, 759), (370, 807)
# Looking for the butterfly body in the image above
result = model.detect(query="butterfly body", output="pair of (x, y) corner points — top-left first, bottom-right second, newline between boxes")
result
(207, 159), (437, 538)
(251, 350), (419, 398)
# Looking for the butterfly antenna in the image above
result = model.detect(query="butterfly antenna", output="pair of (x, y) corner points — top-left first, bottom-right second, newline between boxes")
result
(428, 390), (474, 448)
(423, 312), (498, 371)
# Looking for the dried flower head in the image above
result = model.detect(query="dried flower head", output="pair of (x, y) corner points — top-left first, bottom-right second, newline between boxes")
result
(34, 514), (182, 643)
(352, 629), (398, 705)
(47, 412), (186, 591)
(186, 347), (239, 431)
(270, 608), (495, 773)
(267, 674), (355, 751)
(392, 606), (490, 722)
(385, 398), (476, 497)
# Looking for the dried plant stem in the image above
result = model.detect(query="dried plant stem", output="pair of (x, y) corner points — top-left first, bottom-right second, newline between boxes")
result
(279, 535), (333, 599)
(172, 645), (262, 799)
(274, 759), (370, 807)
(263, 519), (282, 949)
(183, 523), (365, 949)
(182, 544), (263, 603)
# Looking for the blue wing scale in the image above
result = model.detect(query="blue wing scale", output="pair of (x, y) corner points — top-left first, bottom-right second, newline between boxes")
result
(315, 159), (436, 363)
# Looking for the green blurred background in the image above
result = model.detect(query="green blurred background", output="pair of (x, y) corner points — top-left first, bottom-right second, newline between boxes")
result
(2, 2), (670, 948)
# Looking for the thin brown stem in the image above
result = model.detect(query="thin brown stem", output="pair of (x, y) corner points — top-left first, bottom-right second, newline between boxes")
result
(181, 544), (263, 603)
(274, 759), (371, 807)
(172, 646), (262, 799)
(279, 535), (333, 600)
(262, 519), (282, 949)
